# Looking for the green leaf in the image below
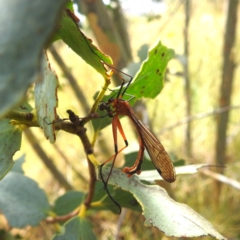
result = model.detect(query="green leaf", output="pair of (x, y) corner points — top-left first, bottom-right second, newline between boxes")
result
(53, 191), (85, 216)
(91, 41), (174, 132)
(0, 119), (22, 179)
(173, 159), (185, 167)
(126, 40), (174, 99)
(101, 168), (226, 239)
(0, 0), (67, 117)
(66, 0), (74, 11)
(53, 216), (97, 240)
(0, 172), (50, 228)
(34, 51), (59, 143)
(55, 9), (112, 79)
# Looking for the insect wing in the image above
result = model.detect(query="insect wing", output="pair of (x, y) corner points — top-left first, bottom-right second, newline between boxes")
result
(130, 112), (176, 182)
(144, 133), (176, 182)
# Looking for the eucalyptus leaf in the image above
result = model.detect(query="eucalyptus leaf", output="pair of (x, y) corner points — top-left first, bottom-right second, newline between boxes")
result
(0, 172), (50, 228)
(126, 40), (174, 99)
(0, 0), (67, 117)
(101, 167), (226, 239)
(55, 9), (112, 79)
(0, 119), (22, 179)
(10, 155), (25, 174)
(34, 51), (59, 143)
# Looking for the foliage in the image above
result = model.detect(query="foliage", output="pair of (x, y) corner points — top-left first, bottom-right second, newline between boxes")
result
(0, 1), (227, 240)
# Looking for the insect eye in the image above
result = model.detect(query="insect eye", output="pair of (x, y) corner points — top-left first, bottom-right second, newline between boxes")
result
(98, 102), (107, 111)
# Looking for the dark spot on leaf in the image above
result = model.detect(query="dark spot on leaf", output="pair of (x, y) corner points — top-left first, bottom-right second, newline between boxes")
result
(129, 198), (139, 206)
(140, 91), (144, 95)
(154, 49), (158, 54)
(142, 86), (145, 89)
(156, 69), (159, 74)
(161, 53), (165, 57)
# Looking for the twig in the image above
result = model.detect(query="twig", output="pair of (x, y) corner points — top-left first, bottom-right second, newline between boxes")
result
(66, 110), (98, 210)
(114, 208), (127, 240)
(156, 0), (184, 36)
(159, 105), (240, 135)
(183, 0), (192, 157)
(84, 157), (97, 209)
(199, 169), (240, 191)
(46, 209), (79, 224)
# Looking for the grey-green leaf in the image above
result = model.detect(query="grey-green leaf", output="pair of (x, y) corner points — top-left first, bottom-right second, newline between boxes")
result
(101, 167), (226, 240)
(0, 119), (22, 179)
(34, 52), (59, 143)
(10, 155), (25, 174)
(0, 0), (67, 117)
(0, 172), (50, 228)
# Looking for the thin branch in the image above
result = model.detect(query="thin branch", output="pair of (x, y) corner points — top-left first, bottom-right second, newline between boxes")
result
(46, 209), (79, 224)
(183, 0), (192, 157)
(114, 208), (127, 240)
(65, 110), (98, 210)
(159, 105), (240, 135)
(199, 169), (240, 191)
(155, 0), (184, 37)
(84, 157), (97, 209)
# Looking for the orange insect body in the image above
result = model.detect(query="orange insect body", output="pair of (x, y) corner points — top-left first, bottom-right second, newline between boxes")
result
(106, 97), (176, 183)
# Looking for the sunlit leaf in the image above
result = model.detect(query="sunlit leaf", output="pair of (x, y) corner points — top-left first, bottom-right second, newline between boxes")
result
(126, 40), (174, 99)
(101, 167), (226, 239)
(34, 51), (59, 143)
(91, 41), (174, 132)
(55, 9), (112, 79)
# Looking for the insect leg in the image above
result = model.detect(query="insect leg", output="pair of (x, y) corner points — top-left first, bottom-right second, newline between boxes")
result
(122, 136), (145, 176)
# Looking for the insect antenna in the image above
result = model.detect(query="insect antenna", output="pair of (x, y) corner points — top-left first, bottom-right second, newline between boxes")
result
(99, 164), (122, 214)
